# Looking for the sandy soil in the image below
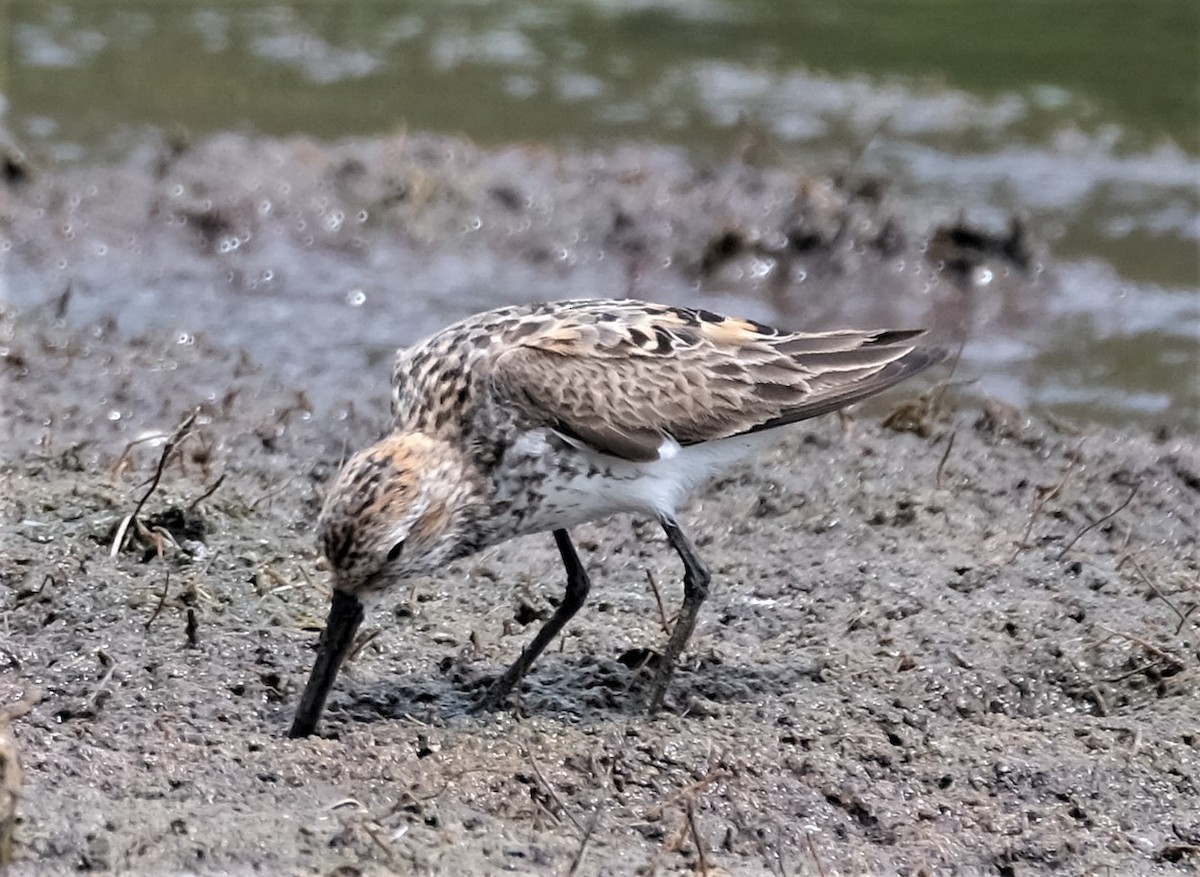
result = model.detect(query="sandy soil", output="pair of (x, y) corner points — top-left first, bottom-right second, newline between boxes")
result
(1, 132), (1198, 875)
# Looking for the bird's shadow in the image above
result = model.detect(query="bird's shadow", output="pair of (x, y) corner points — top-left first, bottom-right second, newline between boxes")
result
(312, 649), (826, 733)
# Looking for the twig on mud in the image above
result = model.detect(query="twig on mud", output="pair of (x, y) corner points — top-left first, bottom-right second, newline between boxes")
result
(1114, 525), (1134, 558)
(346, 629), (381, 662)
(359, 820), (396, 864)
(143, 524), (177, 560)
(928, 334), (968, 418)
(648, 813), (692, 869)
(663, 770), (727, 809)
(731, 799), (790, 877)
(646, 569), (672, 634)
(1104, 661), (1166, 685)
(187, 471), (226, 511)
(1121, 554), (1191, 633)
(249, 475), (296, 511)
(1008, 456), (1078, 564)
(109, 431), (170, 479)
(254, 563), (289, 596)
(109, 420), (195, 479)
(110, 409), (199, 557)
(198, 550), (223, 580)
(1095, 626), (1186, 672)
(686, 799), (711, 877)
(525, 749), (584, 834)
(15, 573), (55, 607)
(144, 571), (171, 630)
(934, 429), (957, 490)
(564, 809), (601, 877)
(88, 652), (117, 713)
(398, 773), (460, 806)
(1055, 482), (1140, 562)
(640, 771), (727, 875)
(297, 563), (322, 596)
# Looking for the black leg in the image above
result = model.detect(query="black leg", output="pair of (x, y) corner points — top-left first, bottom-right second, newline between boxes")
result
(289, 588), (365, 738)
(475, 528), (591, 711)
(647, 517), (711, 712)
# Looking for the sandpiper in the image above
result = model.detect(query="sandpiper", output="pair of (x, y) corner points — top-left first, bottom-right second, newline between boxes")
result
(289, 298), (945, 737)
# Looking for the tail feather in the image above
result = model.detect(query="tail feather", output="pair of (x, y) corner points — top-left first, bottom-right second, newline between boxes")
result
(749, 345), (947, 434)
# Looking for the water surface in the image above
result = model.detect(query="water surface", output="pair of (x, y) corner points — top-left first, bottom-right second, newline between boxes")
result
(4, 0), (1198, 427)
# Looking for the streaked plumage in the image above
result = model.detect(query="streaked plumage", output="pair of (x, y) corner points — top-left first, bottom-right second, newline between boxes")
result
(290, 299), (945, 737)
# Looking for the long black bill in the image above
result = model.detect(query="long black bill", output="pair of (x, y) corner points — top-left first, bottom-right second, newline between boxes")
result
(288, 589), (365, 738)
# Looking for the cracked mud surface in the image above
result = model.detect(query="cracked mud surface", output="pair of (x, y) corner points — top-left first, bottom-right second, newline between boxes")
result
(2, 133), (1198, 875)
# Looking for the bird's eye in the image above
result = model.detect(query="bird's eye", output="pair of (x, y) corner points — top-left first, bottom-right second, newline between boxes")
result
(386, 541), (404, 562)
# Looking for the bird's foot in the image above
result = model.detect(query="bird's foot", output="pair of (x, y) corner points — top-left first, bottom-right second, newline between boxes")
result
(643, 661), (676, 715)
(470, 675), (516, 714)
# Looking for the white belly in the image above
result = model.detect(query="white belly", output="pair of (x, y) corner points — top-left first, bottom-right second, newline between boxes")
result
(507, 428), (783, 533)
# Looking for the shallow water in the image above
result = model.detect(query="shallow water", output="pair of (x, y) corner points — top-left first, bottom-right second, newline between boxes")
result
(4, 0), (1198, 428)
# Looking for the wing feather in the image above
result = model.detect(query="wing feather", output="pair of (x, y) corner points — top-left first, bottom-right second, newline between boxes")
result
(490, 301), (944, 462)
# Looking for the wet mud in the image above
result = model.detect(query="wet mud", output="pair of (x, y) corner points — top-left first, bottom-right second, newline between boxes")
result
(1, 132), (1198, 875)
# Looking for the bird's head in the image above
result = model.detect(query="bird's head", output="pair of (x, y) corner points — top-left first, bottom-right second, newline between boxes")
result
(316, 433), (477, 597)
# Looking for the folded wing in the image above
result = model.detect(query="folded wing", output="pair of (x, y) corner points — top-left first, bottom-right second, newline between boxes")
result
(491, 301), (944, 462)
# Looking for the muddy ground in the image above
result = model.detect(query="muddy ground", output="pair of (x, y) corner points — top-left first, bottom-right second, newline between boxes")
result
(1, 132), (1198, 875)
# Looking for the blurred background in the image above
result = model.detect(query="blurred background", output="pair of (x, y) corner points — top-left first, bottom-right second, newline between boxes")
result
(3, 0), (1198, 429)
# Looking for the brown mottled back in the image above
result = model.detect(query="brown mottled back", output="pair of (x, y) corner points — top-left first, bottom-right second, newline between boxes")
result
(468, 300), (944, 461)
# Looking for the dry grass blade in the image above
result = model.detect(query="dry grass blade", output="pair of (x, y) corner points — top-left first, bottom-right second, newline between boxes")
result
(564, 809), (600, 877)
(929, 334), (967, 414)
(187, 471), (227, 511)
(346, 629), (381, 662)
(249, 475), (296, 511)
(525, 749), (584, 834)
(934, 430), (957, 490)
(144, 571), (171, 630)
(1122, 554), (1191, 633)
(664, 770), (727, 808)
(110, 409), (200, 557)
(1095, 626), (1186, 673)
(1055, 482), (1140, 561)
(1009, 456), (1078, 564)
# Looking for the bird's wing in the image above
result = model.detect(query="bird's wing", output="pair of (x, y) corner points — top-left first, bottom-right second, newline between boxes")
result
(490, 300), (944, 462)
